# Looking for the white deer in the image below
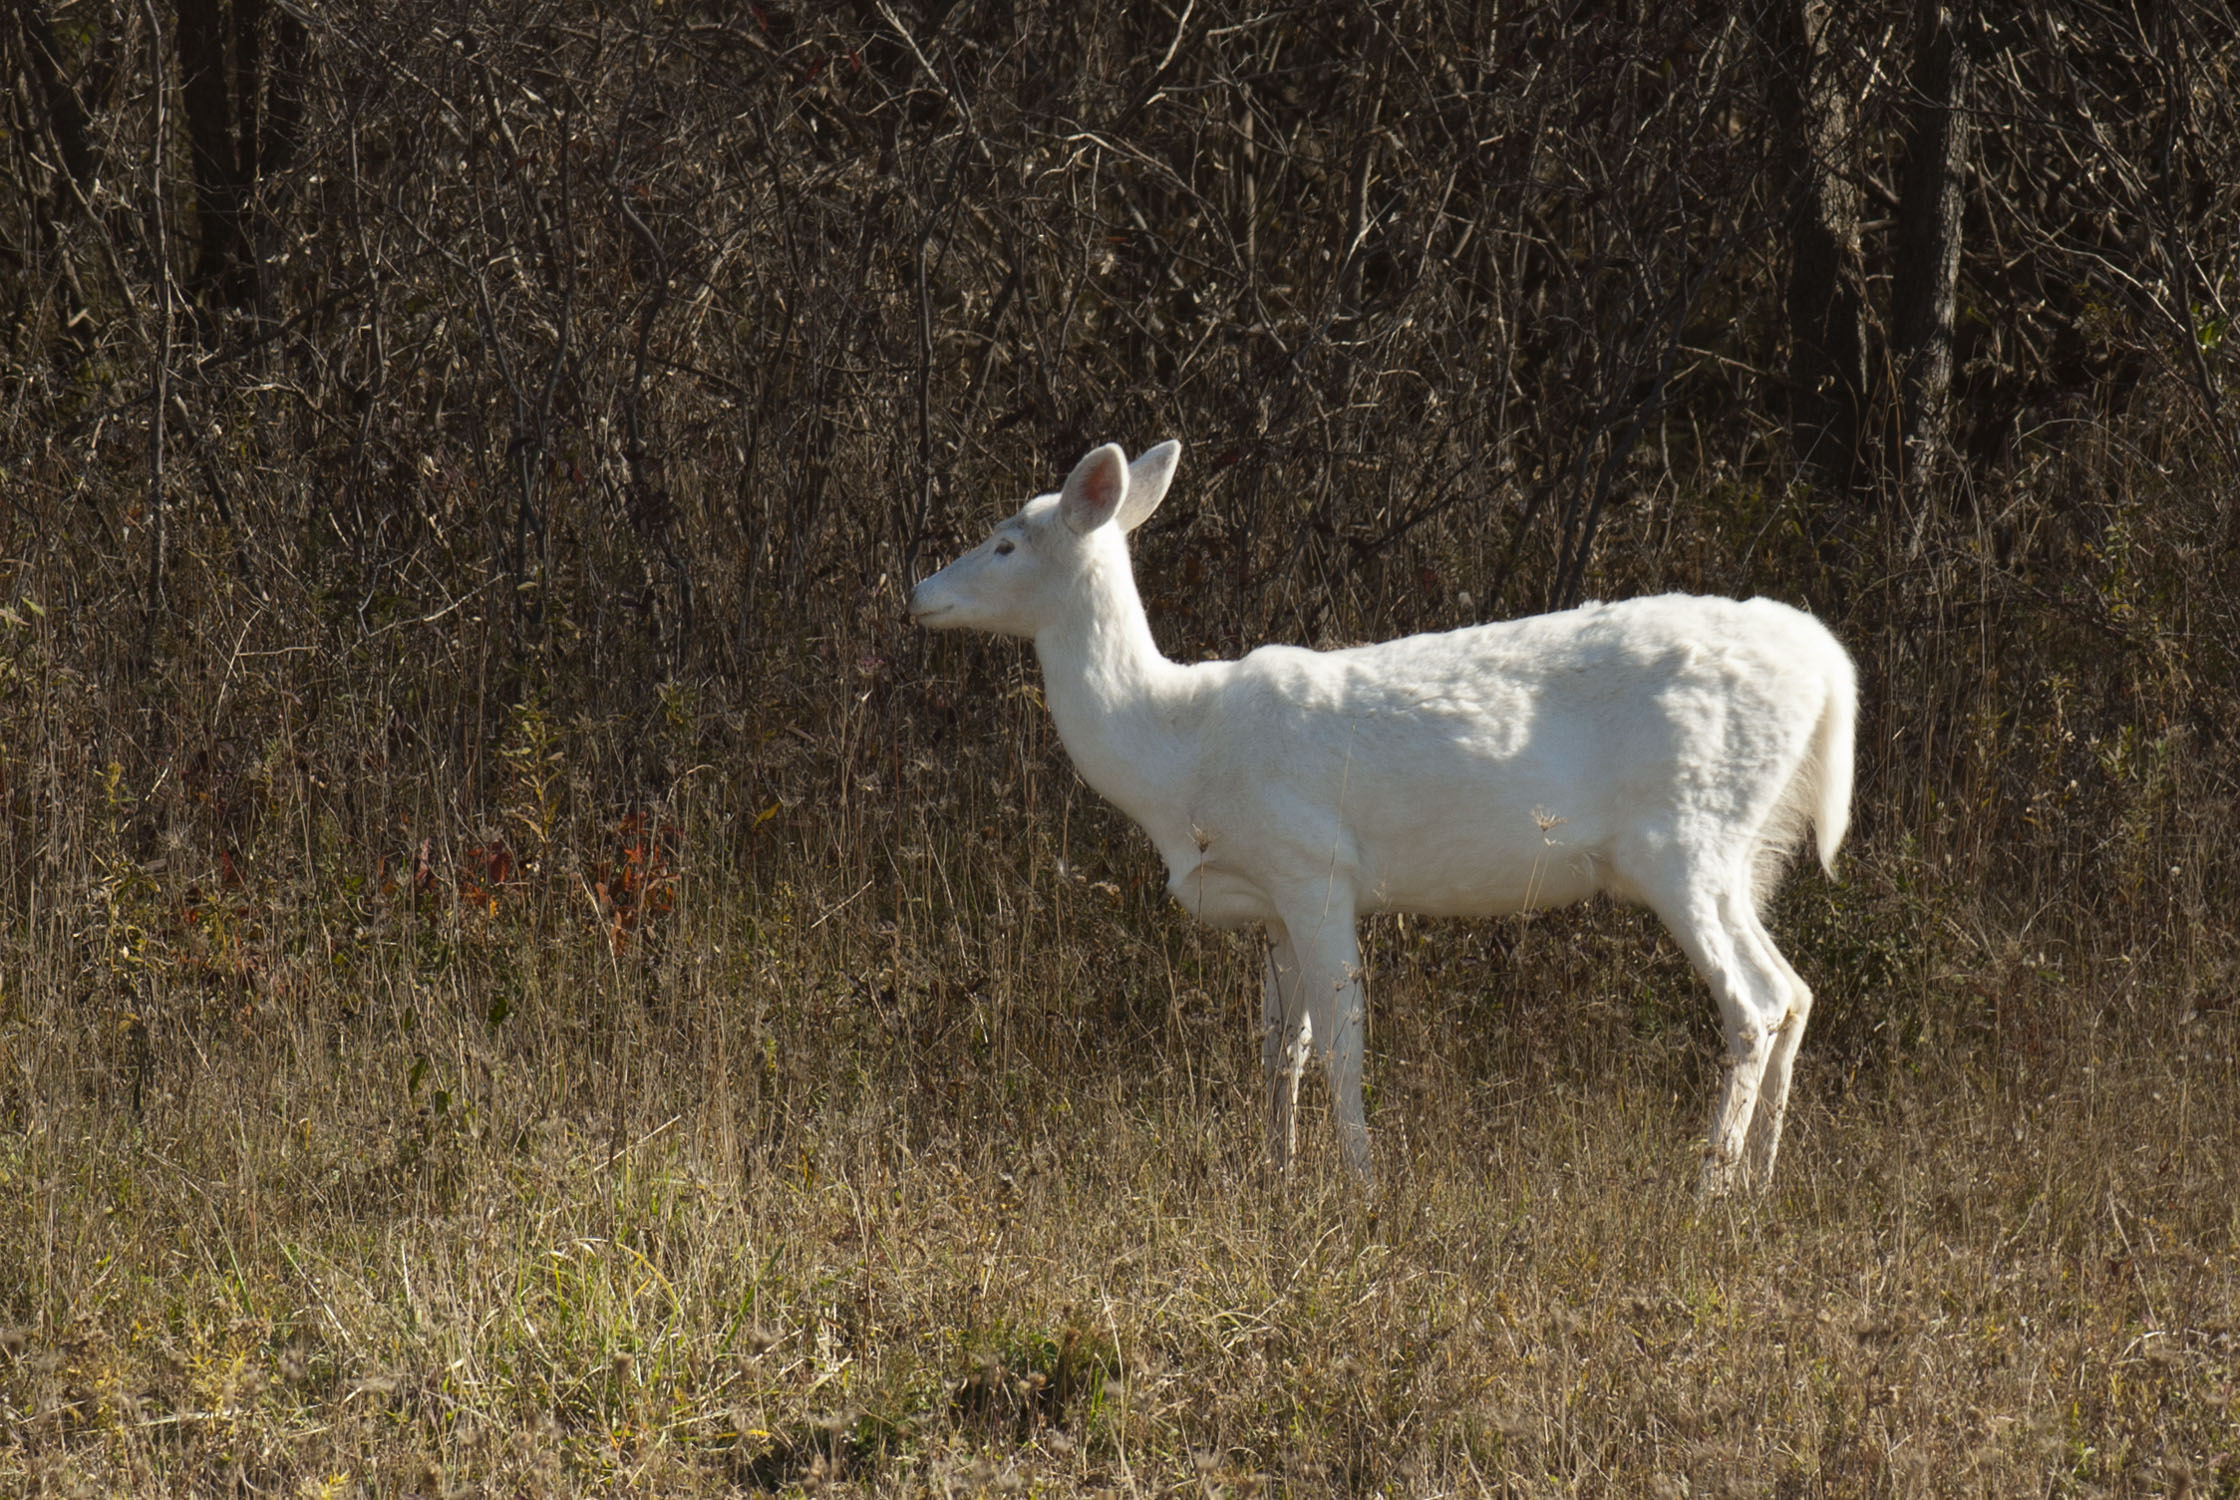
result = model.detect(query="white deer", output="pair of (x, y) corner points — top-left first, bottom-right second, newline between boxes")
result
(910, 441), (1857, 1193)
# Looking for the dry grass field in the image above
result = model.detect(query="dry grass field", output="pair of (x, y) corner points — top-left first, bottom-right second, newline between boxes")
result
(4, 745), (2235, 1496)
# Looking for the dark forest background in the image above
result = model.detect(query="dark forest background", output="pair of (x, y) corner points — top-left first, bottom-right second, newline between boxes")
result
(5, 0), (2236, 962)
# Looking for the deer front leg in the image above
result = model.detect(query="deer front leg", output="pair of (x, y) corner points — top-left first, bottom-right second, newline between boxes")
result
(1263, 924), (1310, 1173)
(1278, 897), (1373, 1184)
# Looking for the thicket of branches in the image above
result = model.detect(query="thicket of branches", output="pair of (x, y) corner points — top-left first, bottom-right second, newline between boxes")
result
(3, 0), (2237, 977)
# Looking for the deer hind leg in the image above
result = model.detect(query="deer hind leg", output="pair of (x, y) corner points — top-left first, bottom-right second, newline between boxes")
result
(1647, 866), (1796, 1196)
(1740, 911), (1814, 1185)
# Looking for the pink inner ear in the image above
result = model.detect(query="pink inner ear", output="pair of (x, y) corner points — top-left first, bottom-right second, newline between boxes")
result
(1085, 460), (1123, 515)
(1064, 447), (1129, 532)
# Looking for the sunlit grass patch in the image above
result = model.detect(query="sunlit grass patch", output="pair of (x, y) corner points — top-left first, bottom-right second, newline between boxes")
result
(5, 864), (2233, 1495)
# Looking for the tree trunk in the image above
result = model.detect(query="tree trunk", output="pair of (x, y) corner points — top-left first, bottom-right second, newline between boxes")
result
(1766, 0), (1866, 503)
(10, 0), (98, 197)
(1891, 0), (1972, 528)
(176, 0), (299, 308)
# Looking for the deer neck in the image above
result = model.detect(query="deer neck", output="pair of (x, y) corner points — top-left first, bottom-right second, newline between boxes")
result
(1033, 546), (1194, 821)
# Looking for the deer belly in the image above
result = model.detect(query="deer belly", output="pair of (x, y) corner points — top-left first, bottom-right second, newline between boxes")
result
(1360, 837), (1604, 918)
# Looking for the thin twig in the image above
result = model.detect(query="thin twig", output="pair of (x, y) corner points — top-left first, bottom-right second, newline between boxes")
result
(138, 0), (172, 654)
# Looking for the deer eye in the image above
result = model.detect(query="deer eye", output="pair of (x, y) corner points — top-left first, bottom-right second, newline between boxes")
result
(993, 539), (1016, 556)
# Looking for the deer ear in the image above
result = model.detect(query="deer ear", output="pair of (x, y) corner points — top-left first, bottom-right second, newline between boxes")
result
(1058, 444), (1129, 535)
(1117, 440), (1180, 532)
